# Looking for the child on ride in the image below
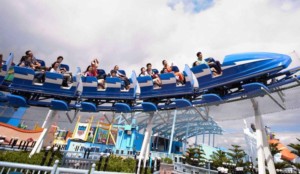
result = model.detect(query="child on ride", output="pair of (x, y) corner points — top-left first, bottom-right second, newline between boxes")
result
(162, 60), (184, 84)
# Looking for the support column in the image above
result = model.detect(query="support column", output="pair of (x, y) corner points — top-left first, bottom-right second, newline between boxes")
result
(202, 134), (205, 144)
(130, 121), (136, 148)
(213, 134), (215, 147)
(36, 109), (57, 153)
(263, 132), (276, 174)
(168, 109), (177, 155)
(184, 123), (190, 152)
(144, 130), (152, 169)
(208, 133), (211, 146)
(251, 99), (276, 174)
(137, 112), (154, 174)
(30, 109), (56, 157)
(29, 128), (48, 158)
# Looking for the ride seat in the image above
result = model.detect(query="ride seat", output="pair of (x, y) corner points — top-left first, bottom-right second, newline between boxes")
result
(81, 76), (98, 93)
(13, 66), (35, 86)
(152, 69), (159, 74)
(36, 59), (46, 67)
(105, 77), (122, 93)
(171, 66), (180, 72)
(44, 72), (64, 89)
(160, 73), (177, 89)
(137, 76), (153, 93)
(60, 64), (69, 71)
(118, 70), (126, 76)
(190, 63), (213, 88)
(182, 71), (191, 87)
(0, 64), (7, 84)
(97, 69), (107, 79)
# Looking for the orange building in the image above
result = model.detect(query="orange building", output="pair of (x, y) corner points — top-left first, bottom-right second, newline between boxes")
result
(269, 139), (297, 161)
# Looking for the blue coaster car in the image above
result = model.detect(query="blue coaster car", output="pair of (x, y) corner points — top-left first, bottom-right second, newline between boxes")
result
(0, 53), (14, 86)
(0, 62), (8, 85)
(9, 66), (79, 101)
(81, 71), (137, 103)
(137, 65), (194, 102)
(191, 52), (292, 95)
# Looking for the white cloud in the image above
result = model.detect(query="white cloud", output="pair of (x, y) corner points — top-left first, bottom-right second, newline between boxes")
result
(1, 0), (300, 73)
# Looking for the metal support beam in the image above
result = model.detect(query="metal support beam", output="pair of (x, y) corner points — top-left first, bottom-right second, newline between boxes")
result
(65, 110), (78, 123)
(121, 112), (130, 124)
(137, 112), (154, 174)
(195, 128), (198, 146)
(104, 113), (111, 124)
(156, 111), (167, 124)
(251, 99), (276, 174)
(168, 109), (177, 155)
(41, 110), (55, 128)
(117, 115), (123, 124)
(29, 128), (48, 158)
(184, 122), (190, 153)
(277, 90), (285, 103)
(261, 87), (286, 110)
(144, 128), (152, 169)
(192, 106), (207, 120)
(31, 109), (57, 156)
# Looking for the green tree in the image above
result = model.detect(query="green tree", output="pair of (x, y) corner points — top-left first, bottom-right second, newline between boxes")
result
(288, 138), (300, 157)
(183, 145), (206, 167)
(288, 138), (300, 171)
(161, 157), (173, 164)
(210, 150), (230, 169)
(269, 139), (292, 170)
(269, 142), (281, 156)
(274, 162), (291, 170)
(226, 145), (247, 167)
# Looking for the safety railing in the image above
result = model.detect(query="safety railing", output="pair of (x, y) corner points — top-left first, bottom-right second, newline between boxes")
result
(90, 164), (134, 174)
(174, 162), (218, 174)
(0, 160), (134, 174)
(0, 160), (59, 174)
(55, 167), (89, 174)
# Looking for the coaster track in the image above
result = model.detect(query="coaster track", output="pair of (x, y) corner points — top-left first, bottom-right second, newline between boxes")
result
(1, 52), (300, 112)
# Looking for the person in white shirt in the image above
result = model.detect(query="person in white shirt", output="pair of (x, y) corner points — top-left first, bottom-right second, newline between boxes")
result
(50, 61), (70, 87)
(139, 67), (147, 77)
(196, 52), (222, 75)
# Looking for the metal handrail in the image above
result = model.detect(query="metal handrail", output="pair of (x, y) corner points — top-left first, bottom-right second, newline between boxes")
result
(174, 162), (218, 174)
(0, 160), (59, 174)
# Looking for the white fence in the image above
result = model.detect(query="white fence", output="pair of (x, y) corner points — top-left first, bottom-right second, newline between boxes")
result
(0, 161), (134, 174)
(174, 163), (218, 174)
(0, 160), (58, 174)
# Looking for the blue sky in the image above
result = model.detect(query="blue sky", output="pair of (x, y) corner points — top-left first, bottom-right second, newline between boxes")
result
(1, 0), (300, 148)
(168, 0), (215, 13)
